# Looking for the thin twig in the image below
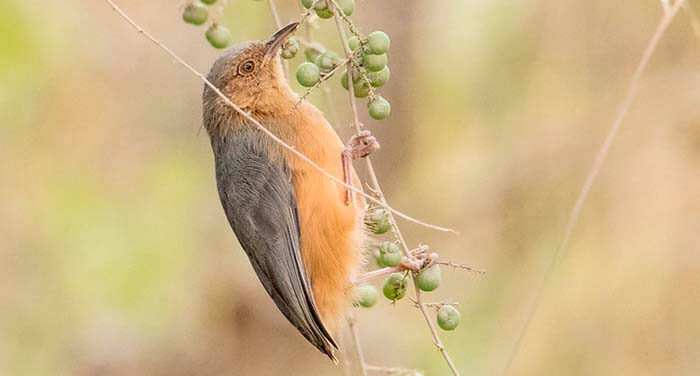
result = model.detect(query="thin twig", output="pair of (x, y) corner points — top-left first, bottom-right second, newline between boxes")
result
(435, 261), (487, 275)
(353, 266), (402, 284)
(501, 2), (686, 374)
(330, 3), (461, 375)
(366, 365), (423, 375)
(348, 313), (369, 376)
(102, 0), (457, 235)
(295, 56), (351, 105)
(682, 2), (700, 42)
(409, 298), (460, 310)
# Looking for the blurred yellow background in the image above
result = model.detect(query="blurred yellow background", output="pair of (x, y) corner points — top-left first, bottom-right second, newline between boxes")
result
(1, 0), (699, 375)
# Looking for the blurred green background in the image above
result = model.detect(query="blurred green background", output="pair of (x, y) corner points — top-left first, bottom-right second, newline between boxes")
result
(2, 0), (700, 375)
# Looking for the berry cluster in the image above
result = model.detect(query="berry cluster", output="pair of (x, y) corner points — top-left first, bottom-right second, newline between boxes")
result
(182, 1), (232, 49)
(351, 209), (461, 331)
(289, 1), (392, 121)
(301, 0), (355, 18)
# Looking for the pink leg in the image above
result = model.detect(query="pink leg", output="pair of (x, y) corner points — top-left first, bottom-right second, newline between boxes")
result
(342, 130), (380, 205)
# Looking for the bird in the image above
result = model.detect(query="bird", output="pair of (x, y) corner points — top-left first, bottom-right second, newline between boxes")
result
(201, 22), (380, 362)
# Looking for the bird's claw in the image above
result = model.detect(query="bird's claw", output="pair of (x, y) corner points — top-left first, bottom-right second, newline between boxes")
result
(399, 251), (438, 273)
(345, 130), (380, 160)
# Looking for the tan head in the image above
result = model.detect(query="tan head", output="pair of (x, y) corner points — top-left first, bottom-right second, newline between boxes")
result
(202, 22), (299, 134)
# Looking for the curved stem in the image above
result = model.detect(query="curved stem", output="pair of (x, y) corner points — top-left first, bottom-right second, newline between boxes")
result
(501, 1), (686, 374)
(102, 0), (456, 235)
(330, 4), (460, 375)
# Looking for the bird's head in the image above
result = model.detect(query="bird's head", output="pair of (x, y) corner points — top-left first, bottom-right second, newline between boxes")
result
(203, 22), (299, 121)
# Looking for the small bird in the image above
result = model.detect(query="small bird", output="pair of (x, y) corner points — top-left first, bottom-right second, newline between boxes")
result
(201, 22), (379, 361)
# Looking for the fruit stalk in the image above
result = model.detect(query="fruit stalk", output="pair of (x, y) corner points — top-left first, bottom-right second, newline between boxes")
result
(329, 3), (461, 375)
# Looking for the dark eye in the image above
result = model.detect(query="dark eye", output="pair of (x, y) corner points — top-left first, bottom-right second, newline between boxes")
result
(239, 60), (256, 74)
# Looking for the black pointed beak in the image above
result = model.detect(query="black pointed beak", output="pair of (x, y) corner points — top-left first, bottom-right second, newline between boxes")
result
(263, 22), (299, 65)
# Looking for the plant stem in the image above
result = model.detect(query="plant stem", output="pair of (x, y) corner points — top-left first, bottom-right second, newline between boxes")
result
(103, 0), (453, 234)
(330, 4), (460, 375)
(348, 312), (369, 376)
(501, 1), (686, 374)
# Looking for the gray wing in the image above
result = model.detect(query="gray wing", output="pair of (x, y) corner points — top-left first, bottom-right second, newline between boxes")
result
(210, 130), (338, 361)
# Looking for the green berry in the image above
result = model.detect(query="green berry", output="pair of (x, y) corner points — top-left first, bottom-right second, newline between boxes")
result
(206, 24), (232, 49)
(362, 53), (387, 72)
(314, 0), (328, 10)
(354, 81), (370, 98)
(341, 71), (349, 90)
(369, 246), (383, 267)
(341, 68), (362, 90)
(183, 3), (208, 25)
(416, 264), (442, 292)
(437, 305), (461, 331)
(304, 47), (322, 63)
(296, 62), (320, 87)
(281, 49), (295, 59)
(379, 241), (402, 267)
(368, 96), (391, 120)
(301, 0), (314, 9)
(342, 72), (369, 97)
(367, 208), (391, 234)
(315, 7), (333, 19)
(338, 0), (355, 16)
(200, 0), (217, 4)
(352, 285), (378, 308)
(281, 37), (299, 59)
(348, 36), (361, 52)
(366, 31), (390, 55)
(367, 66), (390, 87)
(314, 51), (340, 72)
(382, 273), (407, 301)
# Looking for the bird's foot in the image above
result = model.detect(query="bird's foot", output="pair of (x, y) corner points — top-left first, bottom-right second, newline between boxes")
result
(398, 246), (437, 273)
(352, 246), (438, 285)
(345, 130), (381, 160)
(342, 130), (380, 205)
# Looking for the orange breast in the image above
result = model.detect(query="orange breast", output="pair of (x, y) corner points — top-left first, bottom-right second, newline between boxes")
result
(285, 104), (366, 331)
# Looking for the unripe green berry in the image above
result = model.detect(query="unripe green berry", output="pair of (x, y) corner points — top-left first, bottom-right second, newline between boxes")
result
(366, 31), (391, 55)
(367, 208), (391, 234)
(183, 3), (208, 25)
(200, 0), (217, 4)
(367, 66), (390, 87)
(354, 81), (370, 98)
(304, 47), (322, 63)
(352, 285), (378, 308)
(315, 8), (333, 19)
(368, 96), (391, 120)
(341, 68), (363, 90)
(301, 0), (314, 9)
(362, 53), (387, 72)
(341, 71), (349, 90)
(379, 241), (402, 267)
(382, 273), (407, 301)
(206, 24), (232, 49)
(437, 305), (461, 331)
(281, 37), (299, 59)
(416, 264), (442, 292)
(296, 62), (320, 87)
(281, 49), (295, 59)
(370, 246), (385, 267)
(338, 0), (355, 16)
(314, 51), (339, 72)
(347, 36), (361, 52)
(314, 0), (328, 10)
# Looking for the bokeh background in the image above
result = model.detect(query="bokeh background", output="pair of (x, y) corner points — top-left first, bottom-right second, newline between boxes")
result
(2, 0), (700, 375)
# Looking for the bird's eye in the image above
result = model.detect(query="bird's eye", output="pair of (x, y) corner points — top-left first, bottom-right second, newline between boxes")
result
(239, 60), (256, 75)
